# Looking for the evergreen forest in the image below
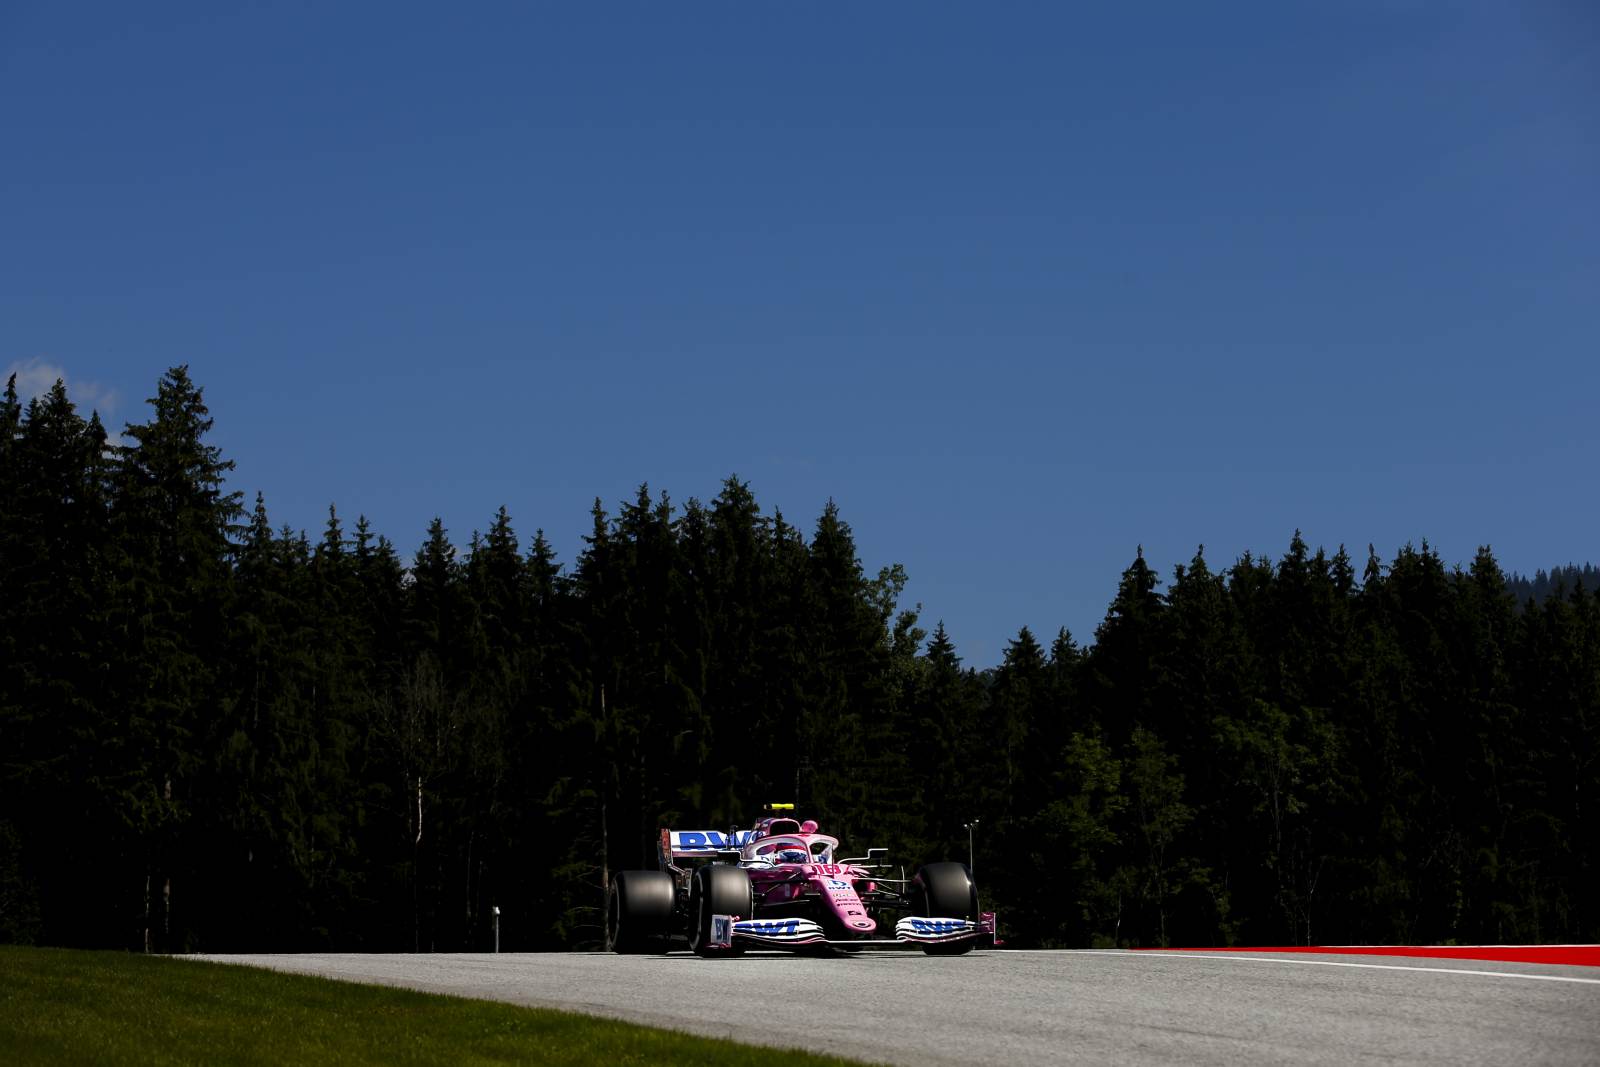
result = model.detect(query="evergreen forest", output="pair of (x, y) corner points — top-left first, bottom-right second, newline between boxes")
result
(1507, 564), (1600, 606)
(2, 368), (1595, 952)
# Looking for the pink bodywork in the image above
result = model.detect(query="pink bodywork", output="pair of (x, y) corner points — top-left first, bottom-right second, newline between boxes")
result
(739, 821), (879, 935)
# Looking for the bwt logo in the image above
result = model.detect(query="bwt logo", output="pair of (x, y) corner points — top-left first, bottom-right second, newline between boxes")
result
(910, 919), (967, 934)
(674, 831), (754, 851)
(736, 919), (800, 936)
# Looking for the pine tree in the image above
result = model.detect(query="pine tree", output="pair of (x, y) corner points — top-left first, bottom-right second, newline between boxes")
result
(1083, 547), (1166, 759)
(907, 623), (986, 863)
(1047, 628), (1082, 732)
(469, 507), (524, 683)
(1337, 543), (1414, 941)
(379, 516), (475, 950)
(0, 380), (115, 945)
(107, 366), (242, 951)
(1442, 546), (1523, 939)
(990, 626), (1047, 806)
(569, 498), (620, 932)
(755, 507), (812, 808)
(1512, 581), (1599, 940)
(702, 479), (769, 818)
(407, 518), (463, 677)
(0, 376), (26, 943)
(985, 625), (1063, 943)
(296, 506), (363, 942)
(0, 374), (23, 600)
(202, 495), (329, 948)
(351, 515), (407, 692)
(1153, 547), (1249, 944)
(439, 506), (525, 951)
(514, 527), (590, 947)
(612, 486), (695, 866)
(801, 500), (901, 850)
(1384, 542), (1460, 940)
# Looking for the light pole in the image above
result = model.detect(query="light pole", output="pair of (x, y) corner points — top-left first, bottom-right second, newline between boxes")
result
(964, 820), (980, 878)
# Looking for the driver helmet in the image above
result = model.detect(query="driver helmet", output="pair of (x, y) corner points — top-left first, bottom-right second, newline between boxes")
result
(775, 842), (809, 864)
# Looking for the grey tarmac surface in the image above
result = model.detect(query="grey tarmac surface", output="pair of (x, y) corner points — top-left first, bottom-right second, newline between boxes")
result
(197, 948), (1600, 1066)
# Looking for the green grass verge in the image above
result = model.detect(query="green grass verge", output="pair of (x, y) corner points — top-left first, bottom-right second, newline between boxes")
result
(0, 946), (876, 1066)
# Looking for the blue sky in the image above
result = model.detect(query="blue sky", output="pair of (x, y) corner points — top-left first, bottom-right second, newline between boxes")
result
(5, 3), (1596, 666)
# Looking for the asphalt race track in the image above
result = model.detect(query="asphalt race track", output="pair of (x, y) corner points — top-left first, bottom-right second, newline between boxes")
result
(199, 948), (1600, 1065)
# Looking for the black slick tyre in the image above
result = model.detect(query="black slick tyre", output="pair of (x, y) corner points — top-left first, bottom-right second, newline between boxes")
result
(916, 861), (978, 956)
(606, 869), (674, 954)
(687, 864), (753, 957)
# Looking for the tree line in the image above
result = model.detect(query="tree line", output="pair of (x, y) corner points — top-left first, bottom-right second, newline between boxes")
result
(1507, 564), (1600, 607)
(1, 367), (1595, 951)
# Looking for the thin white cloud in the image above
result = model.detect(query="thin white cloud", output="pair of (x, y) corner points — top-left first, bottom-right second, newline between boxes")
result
(5, 358), (119, 416)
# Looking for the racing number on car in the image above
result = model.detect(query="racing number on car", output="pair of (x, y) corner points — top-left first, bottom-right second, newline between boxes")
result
(813, 864), (843, 876)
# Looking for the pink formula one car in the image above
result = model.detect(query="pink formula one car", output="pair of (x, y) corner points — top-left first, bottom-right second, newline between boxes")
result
(605, 809), (993, 956)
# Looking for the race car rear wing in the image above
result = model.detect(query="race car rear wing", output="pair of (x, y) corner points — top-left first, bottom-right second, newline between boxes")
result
(659, 828), (757, 864)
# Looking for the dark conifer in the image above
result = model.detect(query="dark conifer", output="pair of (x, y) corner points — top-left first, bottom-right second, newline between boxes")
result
(107, 366), (242, 951)
(1085, 548), (1165, 745)
(0, 380), (114, 946)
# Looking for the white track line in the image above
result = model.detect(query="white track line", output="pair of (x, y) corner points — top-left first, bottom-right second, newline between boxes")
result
(1105, 951), (1600, 986)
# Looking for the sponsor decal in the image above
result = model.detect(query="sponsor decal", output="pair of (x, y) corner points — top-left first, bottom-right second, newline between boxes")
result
(710, 914), (733, 949)
(730, 917), (827, 941)
(669, 830), (756, 852)
(895, 917), (978, 942)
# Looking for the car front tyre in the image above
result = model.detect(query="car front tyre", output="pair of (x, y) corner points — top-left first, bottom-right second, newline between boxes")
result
(915, 861), (979, 956)
(687, 864), (753, 958)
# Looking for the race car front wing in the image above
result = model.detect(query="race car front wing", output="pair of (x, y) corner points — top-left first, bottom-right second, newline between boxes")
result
(709, 914), (991, 950)
(894, 916), (981, 943)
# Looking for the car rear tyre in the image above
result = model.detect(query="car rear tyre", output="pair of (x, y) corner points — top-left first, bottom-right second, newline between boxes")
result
(916, 861), (978, 956)
(606, 870), (674, 954)
(687, 864), (753, 957)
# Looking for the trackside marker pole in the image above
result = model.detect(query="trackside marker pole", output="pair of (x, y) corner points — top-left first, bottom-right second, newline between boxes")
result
(493, 906), (500, 952)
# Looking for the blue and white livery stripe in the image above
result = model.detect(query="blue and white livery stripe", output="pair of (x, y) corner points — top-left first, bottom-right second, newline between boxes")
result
(668, 830), (756, 853)
(895, 916), (980, 943)
(724, 916), (828, 943)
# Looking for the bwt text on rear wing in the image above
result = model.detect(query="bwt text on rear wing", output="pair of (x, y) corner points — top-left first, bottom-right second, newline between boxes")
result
(659, 828), (757, 863)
